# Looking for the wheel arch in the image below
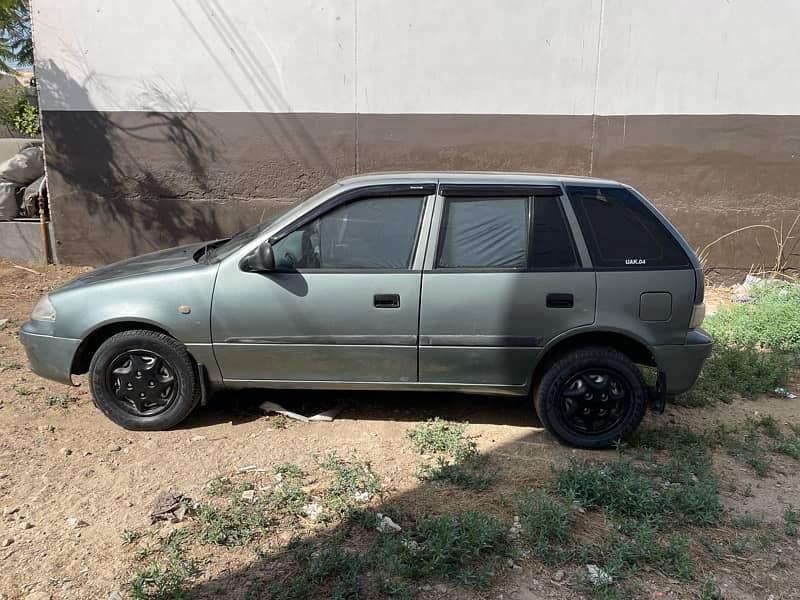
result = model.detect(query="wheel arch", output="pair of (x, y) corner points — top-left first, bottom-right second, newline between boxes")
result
(71, 320), (174, 375)
(531, 329), (655, 391)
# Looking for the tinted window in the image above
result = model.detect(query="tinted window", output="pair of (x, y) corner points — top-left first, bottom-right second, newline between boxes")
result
(531, 197), (578, 269)
(437, 197), (528, 269)
(272, 196), (424, 270)
(567, 186), (689, 269)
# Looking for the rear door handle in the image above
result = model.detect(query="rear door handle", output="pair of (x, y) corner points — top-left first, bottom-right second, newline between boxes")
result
(374, 293), (400, 308)
(546, 293), (574, 308)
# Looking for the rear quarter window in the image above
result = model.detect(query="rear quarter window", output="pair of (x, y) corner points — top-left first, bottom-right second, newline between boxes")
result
(566, 185), (689, 269)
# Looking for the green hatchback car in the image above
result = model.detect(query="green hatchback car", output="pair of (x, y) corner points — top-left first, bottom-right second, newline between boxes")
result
(21, 173), (711, 448)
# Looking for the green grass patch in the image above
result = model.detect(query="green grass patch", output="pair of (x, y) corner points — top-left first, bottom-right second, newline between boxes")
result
(128, 530), (199, 600)
(316, 451), (380, 517)
(381, 511), (513, 586)
(708, 282), (800, 352)
(555, 431), (722, 527)
(677, 281), (800, 407)
(711, 421), (772, 477)
(731, 512), (762, 529)
(199, 465), (311, 545)
(45, 392), (76, 408)
(598, 525), (694, 581)
(196, 493), (271, 547)
(266, 465), (309, 519)
(517, 490), (574, 564)
(710, 416), (800, 476)
(784, 505), (799, 537)
(678, 346), (791, 407)
(121, 529), (144, 545)
(416, 453), (498, 491)
(540, 427), (723, 595)
(264, 511), (514, 598)
(406, 418), (477, 460)
(408, 418), (498, 491)
(266, 536), (367, 600)
(697, 580), (722, 600)
(206, 475), (232, 497)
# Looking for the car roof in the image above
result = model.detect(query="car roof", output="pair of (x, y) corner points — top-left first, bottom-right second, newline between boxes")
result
(336, 171), (623, 188)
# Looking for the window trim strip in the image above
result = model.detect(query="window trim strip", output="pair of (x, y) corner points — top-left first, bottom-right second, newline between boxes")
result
(439, 184), (562, 197)
(268, 183), (436, 246)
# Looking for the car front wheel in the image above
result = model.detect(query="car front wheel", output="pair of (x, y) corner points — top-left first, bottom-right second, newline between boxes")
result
(534, 346), (647, 449)
(88, 330), (200, 430)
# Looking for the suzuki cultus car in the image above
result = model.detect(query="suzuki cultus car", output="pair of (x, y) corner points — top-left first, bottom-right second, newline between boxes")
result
(21, 173), (711, 448)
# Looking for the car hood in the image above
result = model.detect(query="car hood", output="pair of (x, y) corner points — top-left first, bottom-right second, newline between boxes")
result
(57, 242), (210, 291)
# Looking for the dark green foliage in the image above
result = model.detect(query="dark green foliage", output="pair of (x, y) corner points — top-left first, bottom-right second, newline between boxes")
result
(0, 0), (32, 70)
(381, 512), (512, 586)
(267, 538), (366, 600)
(517, 490), (573, 563)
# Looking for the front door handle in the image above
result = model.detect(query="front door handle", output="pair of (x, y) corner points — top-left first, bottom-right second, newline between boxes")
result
(374, 293), (400, 308)
(546, 293), (574, 308)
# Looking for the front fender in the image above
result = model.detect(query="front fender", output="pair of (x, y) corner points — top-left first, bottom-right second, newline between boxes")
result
(49, 263), (218, 344)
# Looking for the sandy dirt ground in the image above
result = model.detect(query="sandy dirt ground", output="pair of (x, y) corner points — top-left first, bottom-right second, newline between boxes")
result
(0, 261), (799, 600)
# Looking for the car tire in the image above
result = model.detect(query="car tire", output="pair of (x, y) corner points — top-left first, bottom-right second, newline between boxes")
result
(534, 346), (647, 449)
(88, 330), (200, 430)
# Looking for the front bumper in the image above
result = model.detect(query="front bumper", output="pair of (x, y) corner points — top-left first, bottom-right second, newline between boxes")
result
(652, 329), (713, 396)
(19, 321), (80, 386)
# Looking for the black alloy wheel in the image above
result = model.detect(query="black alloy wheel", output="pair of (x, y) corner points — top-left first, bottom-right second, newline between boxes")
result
(89, 330), (200, 430)
(558, 368), (629, 436)
(534, 346), (648, 449)
(106, 349), (179, 416)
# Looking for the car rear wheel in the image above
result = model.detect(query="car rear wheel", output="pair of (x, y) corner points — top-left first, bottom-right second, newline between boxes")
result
(88, 330), (200, 430)
(534, 346), (647, 449)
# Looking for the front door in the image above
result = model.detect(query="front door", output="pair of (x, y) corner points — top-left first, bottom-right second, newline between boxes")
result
(211, 188), (433, 384)
(418, 186), (596, 390)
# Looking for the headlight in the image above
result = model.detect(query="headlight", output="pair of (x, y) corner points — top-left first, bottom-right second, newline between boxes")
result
(31, 294), (56, 321)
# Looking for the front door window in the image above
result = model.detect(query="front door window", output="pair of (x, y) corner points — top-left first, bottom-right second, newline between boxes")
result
(272, 196), (425, 270)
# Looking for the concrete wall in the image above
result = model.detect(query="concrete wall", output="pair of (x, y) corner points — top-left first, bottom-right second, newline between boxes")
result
(0, 221), (56, 263)
(31, 0), (800, 267)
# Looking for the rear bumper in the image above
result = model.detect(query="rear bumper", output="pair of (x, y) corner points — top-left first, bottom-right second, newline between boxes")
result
(652, 329), (713, 396)
(19, 322), (80, 386)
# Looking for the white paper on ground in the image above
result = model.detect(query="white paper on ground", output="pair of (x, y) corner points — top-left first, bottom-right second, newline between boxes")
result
(259, 400), (346, 422)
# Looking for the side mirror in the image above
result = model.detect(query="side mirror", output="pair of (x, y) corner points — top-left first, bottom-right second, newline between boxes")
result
(240, 242), (275, 273)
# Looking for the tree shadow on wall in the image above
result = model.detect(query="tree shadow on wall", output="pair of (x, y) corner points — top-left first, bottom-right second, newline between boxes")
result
(37, 59), (225, 262)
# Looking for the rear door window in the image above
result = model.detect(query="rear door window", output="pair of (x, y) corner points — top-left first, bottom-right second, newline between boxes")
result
(566, 185), (689, 269)
(531, 197), (578, 269)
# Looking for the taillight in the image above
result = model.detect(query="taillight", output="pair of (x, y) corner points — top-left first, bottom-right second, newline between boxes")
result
(689, 302), (706, 329)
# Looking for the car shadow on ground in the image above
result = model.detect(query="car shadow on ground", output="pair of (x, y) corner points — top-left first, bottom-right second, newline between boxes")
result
(178, 388), (543, 430)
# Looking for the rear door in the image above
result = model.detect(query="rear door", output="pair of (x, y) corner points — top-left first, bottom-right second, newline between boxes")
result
(418, 184), (596, 390)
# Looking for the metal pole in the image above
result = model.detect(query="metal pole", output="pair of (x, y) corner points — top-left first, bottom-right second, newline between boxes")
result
(37, 178), (49, 265)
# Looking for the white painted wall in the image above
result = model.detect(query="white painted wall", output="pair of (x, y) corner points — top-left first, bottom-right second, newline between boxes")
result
(31, 0), (800, 115)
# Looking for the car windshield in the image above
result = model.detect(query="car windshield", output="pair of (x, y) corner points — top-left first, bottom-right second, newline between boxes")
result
(206, 182), (341, 262)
